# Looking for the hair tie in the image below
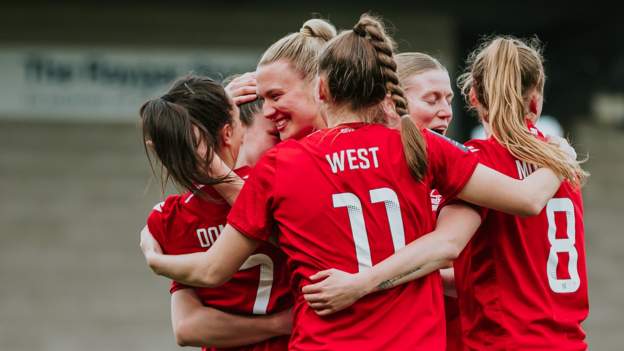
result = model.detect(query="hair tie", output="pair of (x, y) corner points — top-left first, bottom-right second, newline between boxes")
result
(160, 94), (174, 102)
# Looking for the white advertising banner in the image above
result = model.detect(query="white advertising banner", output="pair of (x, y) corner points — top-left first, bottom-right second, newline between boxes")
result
(0, 46), (260, 121)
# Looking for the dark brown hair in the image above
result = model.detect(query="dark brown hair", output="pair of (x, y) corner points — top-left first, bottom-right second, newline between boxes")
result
(140, 75), (235, 195)
(318, 13), (427, 180)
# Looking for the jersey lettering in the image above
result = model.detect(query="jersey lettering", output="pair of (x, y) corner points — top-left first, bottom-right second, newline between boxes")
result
(516, 160), (538, 180)
(325, 147), (380, 173)
(196, 224), (225, 248)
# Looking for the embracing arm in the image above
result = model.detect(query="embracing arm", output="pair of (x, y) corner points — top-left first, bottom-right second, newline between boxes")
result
(171, 289), (291, 347)
(141, 224), (260, 287)
(362, 204), (481, 292)
(458, 164), (561, 216)
(302, 204), (481, 315)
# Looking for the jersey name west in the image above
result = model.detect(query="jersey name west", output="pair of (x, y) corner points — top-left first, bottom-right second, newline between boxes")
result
(325, 146), (380, 174)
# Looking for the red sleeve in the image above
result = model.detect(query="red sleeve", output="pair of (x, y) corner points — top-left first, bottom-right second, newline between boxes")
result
(425, 130), (479, 201)
(169, 281), (191, 294)
(146, 202), (166, 246)
(438, 197), (489, 222)
(227, 148), (278, 242)
(436, 138), (488, 220)
(147, 202), (190, 295)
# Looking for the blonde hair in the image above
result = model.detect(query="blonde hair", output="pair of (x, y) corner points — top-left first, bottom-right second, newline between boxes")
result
(396, 52), (446, 84)
(458, 36), (588, 187)
(318, 13), (427, 180)
(259, 18), (336, 81)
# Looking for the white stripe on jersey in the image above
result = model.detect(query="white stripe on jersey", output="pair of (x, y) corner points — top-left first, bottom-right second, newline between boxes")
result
(152, 201), (165, 212)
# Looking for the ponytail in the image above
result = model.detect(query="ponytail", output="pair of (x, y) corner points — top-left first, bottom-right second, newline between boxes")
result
(401, 117), (428, 180)
(318, 13), (428, 180)
(140, 75), (235, 196)
(460, 36), (588, 187)
(259, 18), (336, 82)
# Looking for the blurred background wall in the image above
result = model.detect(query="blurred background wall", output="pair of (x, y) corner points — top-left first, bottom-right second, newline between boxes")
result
(1, 2), (622, 350)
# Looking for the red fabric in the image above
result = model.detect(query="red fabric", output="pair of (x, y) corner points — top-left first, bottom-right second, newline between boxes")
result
(450, 124), (588, 350)
(228, 123), (478, 351)
(444, 295), (464, 351)
(431, 189), (464, 351)
(147, 166), (292, 351)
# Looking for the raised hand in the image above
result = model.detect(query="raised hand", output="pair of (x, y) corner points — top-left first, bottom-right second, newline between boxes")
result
(225, 72), (258, 105)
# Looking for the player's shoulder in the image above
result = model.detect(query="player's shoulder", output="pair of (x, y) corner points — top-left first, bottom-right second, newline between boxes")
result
(146, 193), (186, 239)
(234, 165), (252, 180)
(463, 137), (508, 162)
(150, 193), (182, 214)
(148, 191), (200, 223)
(424, 129), (470, 153)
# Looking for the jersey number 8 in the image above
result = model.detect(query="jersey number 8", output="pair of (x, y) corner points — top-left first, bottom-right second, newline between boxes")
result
(546, 198), (581, 293)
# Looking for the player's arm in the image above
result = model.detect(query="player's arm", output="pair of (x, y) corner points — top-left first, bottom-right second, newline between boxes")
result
(141, 224), (259, 287)
(171, 289), (290, 348)
(302, 204), (481, 315)
(457, 164), (561, 216)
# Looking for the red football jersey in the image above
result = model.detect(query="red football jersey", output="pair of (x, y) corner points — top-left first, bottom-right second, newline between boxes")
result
(228, 123), (478, 351)
(430, 186), (463, 351)
(452, 125), (588, 350)
(146, 166), (292, 351)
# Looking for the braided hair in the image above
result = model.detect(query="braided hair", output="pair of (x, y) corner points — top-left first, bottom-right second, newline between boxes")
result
(318, 13), (428, 180)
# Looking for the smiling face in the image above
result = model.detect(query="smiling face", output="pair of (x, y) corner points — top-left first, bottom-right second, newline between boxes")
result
(257, 59), (323, 140)
(403, 69), (454, 135)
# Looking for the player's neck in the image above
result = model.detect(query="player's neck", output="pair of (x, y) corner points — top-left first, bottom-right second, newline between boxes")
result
(234, 148), (251, 169)
(217, 150), (237, 171)
(326, 110), (362, 128)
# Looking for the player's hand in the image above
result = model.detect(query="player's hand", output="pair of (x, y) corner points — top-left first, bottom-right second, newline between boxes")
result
(225, 72), (258, 105)
(269, 308), (293, 335)
(302, 269), (367, 316)
(140, 225), (163, 269)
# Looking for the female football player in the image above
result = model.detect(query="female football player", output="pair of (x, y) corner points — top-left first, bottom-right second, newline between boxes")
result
(140, 75), (291, 351)
(301, 35), (588, 350)
(140, 15), (577, 350)
(397, 51), (462, 351)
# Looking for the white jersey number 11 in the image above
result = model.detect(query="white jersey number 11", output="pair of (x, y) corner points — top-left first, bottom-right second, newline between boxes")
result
(333, 188), (406, 272)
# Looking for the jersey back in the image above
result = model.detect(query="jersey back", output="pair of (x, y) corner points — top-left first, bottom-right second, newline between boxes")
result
(229, 123), (478, 351)
(146, 167), (292, 351)
(454, 135), (588, 351)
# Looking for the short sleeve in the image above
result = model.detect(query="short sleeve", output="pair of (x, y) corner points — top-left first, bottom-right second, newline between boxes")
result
(425, 130), (479, 201)
(227, 148), (278, 242)
(436, 138), (491, 220)
(438, 197), (489, 222)
(146, 202), (166, 246)
(169, 281), (191, 294)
